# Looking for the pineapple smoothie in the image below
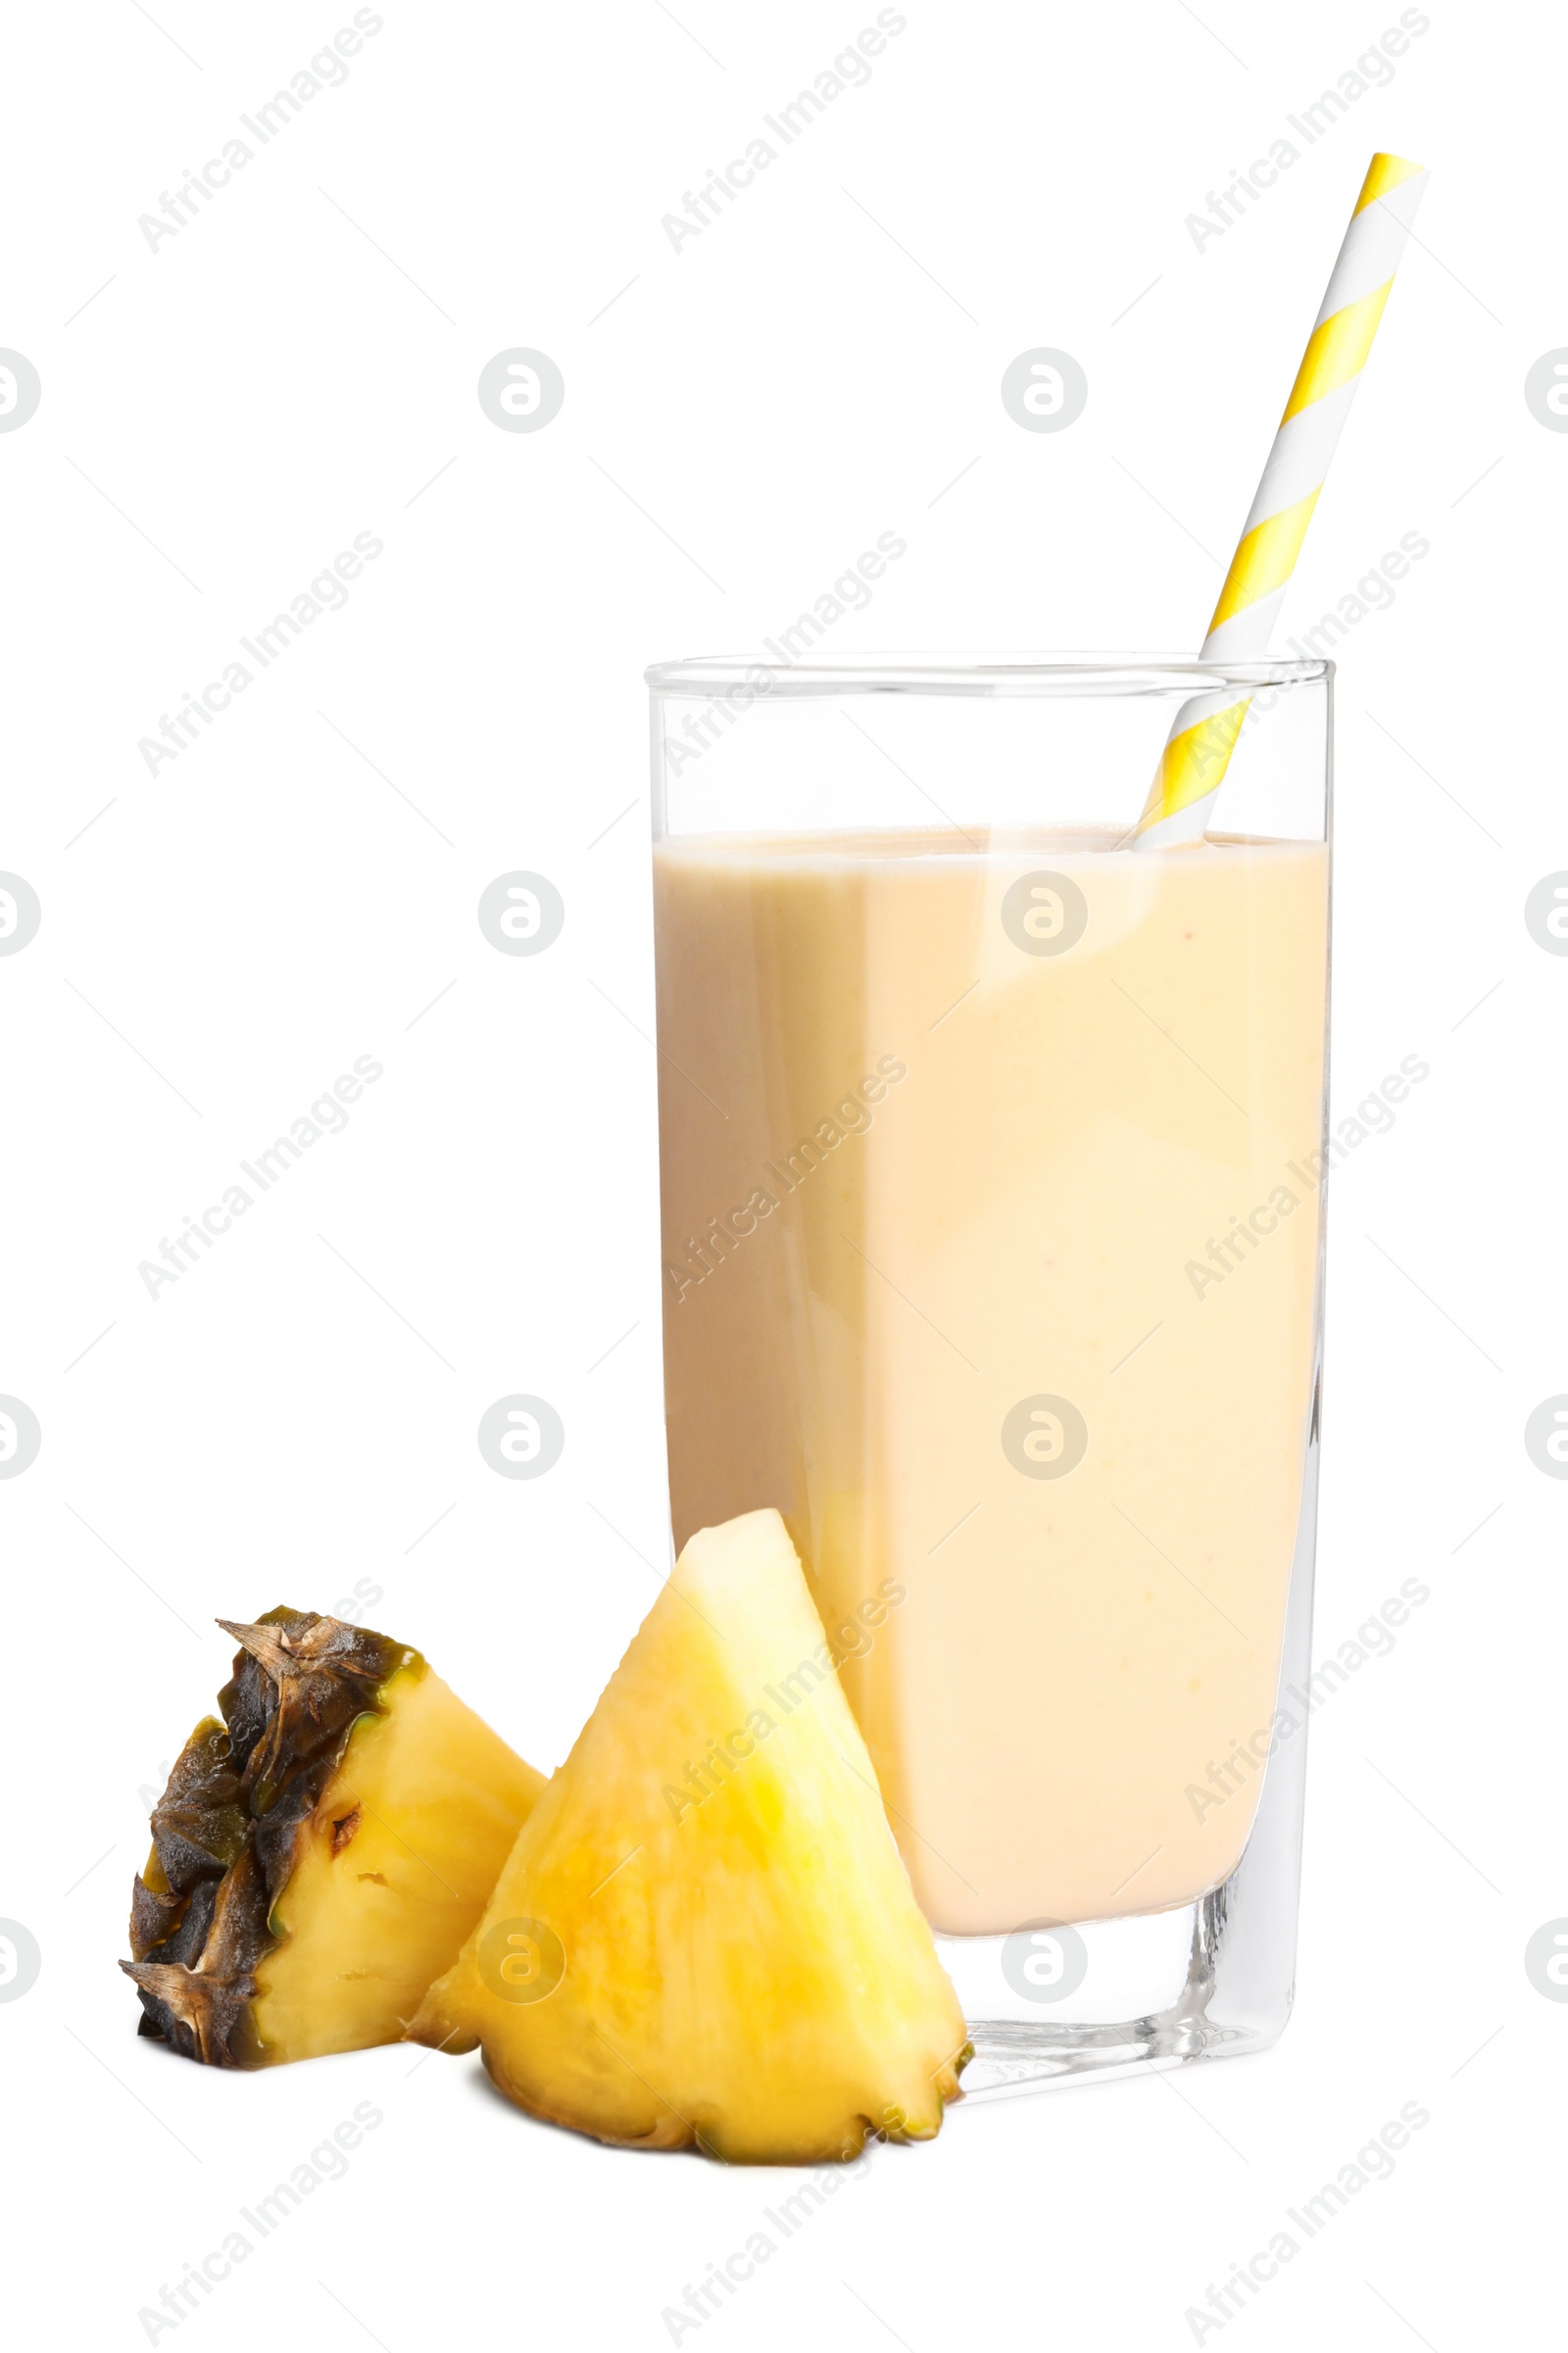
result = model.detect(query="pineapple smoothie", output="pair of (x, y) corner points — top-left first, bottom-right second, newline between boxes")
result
(654, 827), (1328, 1937)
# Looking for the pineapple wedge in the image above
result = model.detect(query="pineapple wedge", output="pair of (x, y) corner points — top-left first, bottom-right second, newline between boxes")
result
(411, 1509), (969, 2162)
(122, 1608), (545, 2066)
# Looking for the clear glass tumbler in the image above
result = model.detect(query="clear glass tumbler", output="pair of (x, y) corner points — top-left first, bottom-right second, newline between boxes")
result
(646, 654), (1332, 2095)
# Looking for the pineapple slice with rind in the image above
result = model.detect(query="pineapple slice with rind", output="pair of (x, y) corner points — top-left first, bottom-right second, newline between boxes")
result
(122, 1608), (545, 2066)
(411, 1509), (969, 2162)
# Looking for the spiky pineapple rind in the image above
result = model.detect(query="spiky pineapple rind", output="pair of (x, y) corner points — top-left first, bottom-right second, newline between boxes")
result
(122, 1608), (420, 2066)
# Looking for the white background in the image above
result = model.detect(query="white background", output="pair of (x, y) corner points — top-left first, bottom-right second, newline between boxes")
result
(3, 1), (1561, 2346)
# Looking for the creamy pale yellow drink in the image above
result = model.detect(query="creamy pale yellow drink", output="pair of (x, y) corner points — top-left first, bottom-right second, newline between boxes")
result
(655, 827), (1327, 1936)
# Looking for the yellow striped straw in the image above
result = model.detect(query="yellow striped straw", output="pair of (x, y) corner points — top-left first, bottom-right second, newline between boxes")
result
(1132, 152), (1428, 848)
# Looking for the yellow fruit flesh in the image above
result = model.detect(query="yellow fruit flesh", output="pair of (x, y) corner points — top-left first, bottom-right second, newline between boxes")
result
(252, 1665), (546, 2063)
(412, 1510), (968, 2162)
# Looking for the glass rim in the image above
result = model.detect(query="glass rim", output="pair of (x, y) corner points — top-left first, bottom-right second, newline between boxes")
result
(645, 651), (1333, 699)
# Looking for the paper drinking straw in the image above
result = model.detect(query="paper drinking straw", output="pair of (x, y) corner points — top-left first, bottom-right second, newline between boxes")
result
(1130, 152), (1429, 849)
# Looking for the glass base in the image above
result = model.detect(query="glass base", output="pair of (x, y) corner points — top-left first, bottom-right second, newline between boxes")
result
(942, 1881), (1292, 2099)
(943, 1423), (1319, 2099)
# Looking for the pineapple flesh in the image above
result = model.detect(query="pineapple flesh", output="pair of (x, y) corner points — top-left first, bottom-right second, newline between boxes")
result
(122, 1609), (545, 2066)
(412, 1510), (969, 2163)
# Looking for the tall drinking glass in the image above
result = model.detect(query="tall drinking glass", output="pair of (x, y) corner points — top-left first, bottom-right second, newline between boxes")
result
(647, 655), (1332, 2094)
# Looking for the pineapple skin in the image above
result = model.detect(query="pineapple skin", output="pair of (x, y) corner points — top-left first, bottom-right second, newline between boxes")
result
(412, 1510), (970, 2163)
(123, 1610), (544, 2066)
